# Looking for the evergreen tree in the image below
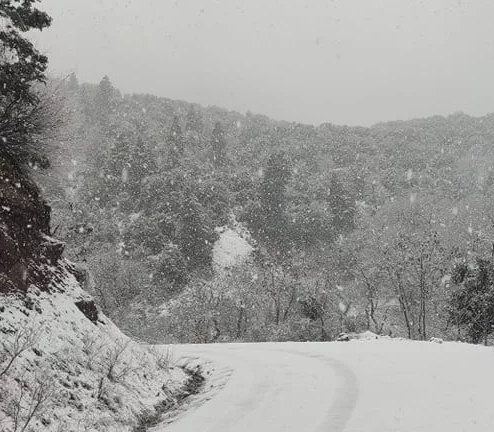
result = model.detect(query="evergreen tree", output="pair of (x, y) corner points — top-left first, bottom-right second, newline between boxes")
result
(329, 174), (355, 234)
(0, 1), (60, 289)
(211, 121), (227, 167)
(0, 0), (52, 170)
(259, 152), (291, 247)
(93, 125), (155, 209)
(108, 131), (131, 185)
(94, 75), (118, 127)
(167, 116), (184, 167)
(448, 258), (494, 344)
(153, 244), (188, 290)
(128, 131), (156, 188)
(67, 73), (79, 92)
(185, 105), (203, 134)
(178, 194), (217, 269)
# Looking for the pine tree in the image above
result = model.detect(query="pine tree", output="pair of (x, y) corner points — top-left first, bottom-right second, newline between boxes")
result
(211, 122), (227, 167)
(128, 131), (156, 189)
(108, 131), (131, 184)
(178, 194), (217, 269)
(94, 75), (118, 127)
(167, 116), (184, 167)
(448, 258), (494, 345)
(259, 152), (291, 247)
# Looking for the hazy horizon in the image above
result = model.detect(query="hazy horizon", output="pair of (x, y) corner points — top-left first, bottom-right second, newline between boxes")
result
(33, 0), (494, 127)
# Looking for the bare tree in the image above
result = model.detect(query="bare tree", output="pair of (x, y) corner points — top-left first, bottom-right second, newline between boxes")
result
(7, 375), (55, 432)
(100, 338), (132, 383)
(0, 325), (44, 377)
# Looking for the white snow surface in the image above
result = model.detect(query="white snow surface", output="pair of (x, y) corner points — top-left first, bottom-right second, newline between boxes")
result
(0, 262), (187, 432)
(212, 224), (253, 273)
(158, 339), (494, 432)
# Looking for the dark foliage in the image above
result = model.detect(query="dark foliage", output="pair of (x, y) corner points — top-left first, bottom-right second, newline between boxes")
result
(0, 0), (52, 170)
(211, 122), (227, 167)
(0, 1), (58, 293)
(448, 259), (494, 344)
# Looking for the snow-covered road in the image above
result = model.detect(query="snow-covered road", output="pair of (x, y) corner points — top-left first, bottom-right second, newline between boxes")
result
(158, 339), (494, 432)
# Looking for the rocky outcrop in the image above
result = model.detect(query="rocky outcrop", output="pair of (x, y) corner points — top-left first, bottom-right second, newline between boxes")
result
(75, 299), (100, 324)
(0, 155), (64, 293)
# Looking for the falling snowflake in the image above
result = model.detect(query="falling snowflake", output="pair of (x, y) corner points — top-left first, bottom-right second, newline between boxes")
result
(121, 167), (129, 183)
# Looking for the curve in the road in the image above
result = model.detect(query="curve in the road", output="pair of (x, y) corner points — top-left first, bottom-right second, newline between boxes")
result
(161, 343), (359, 432)
(272, 348), (359, 432)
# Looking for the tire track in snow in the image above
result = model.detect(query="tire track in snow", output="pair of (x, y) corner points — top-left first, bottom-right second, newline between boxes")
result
(314, 355), (359, 432)
(163, 344), (359, 432)
(273, 348), (359, 432)
(165, 348), (277, 432)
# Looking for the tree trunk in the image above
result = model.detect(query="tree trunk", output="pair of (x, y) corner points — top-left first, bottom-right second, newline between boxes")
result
(395, 272), (413, 339)
(320, 316), (327, 341)
(282, 286), (297, 322)
(418, 254), (427, 341)
(211, 318), (221, 342)
(236, 307), (244, 339)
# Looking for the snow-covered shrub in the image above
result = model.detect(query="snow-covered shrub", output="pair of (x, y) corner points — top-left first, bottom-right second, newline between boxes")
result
(148, 346), (174, 372)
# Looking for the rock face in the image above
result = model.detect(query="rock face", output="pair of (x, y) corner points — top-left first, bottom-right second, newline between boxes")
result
(0, 155), (64, 293)
(75, 299), (100, 324)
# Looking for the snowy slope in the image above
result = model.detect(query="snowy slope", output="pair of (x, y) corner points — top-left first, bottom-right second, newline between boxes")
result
(212, 219), (254, 274)
(157, 339), (494, 432)
(0, 261), (189, 432)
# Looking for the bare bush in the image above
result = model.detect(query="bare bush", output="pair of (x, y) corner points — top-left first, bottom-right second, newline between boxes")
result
(6, 374), (55, 432)
(0, 80), (69, 174)
(81, 331), (105, 370)
(99, 338), (132, 383)
(148, 346), (174, 372)
(0, 325), (44, 377)
(86, 248), (146, 320)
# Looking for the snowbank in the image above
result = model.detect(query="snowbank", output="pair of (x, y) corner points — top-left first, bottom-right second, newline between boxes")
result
(336, 330), (386, 341)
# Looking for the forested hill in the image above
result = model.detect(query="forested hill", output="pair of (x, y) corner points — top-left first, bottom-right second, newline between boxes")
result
(45, 75), (494, 344)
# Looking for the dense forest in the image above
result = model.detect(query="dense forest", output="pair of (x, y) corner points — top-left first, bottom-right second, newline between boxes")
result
(4, 2), (494, 431)
(40, 75), (494, 345)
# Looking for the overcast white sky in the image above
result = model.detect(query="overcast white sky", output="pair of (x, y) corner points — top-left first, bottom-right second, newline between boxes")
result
(33, 0), (494, 126)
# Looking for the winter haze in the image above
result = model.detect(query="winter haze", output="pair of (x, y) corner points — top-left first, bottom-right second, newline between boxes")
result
(34, 0), (494, 126)
(3, 0), (494, 430)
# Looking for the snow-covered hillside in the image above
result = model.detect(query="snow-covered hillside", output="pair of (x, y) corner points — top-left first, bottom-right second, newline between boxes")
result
(212, 219), (254, 274)
(0, 262), (193, 432)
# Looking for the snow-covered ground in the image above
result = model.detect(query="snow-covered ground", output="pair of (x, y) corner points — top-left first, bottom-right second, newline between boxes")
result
(0, 262), (189, 432)
(157, 339), (494, 432)
(212, 219), (254, 274)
